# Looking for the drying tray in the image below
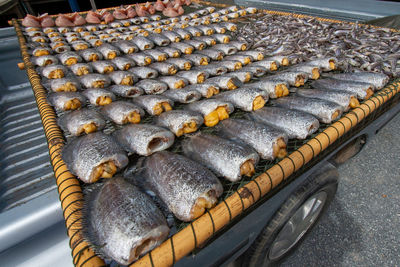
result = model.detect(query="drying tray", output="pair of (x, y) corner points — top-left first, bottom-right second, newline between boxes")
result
(11, 1), (400, 266)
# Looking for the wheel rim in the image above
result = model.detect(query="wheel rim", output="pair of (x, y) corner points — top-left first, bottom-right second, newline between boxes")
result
(268, 191), (328, 261)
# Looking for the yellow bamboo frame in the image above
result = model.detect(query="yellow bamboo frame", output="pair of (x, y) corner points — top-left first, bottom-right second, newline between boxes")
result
(11, 2), (400, 266)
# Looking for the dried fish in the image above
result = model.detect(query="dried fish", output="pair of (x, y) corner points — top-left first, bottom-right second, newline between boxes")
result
(162, 88), (201, 104)
(80, 74), (111, 88)
(47, 92), (86, 111)
(109, 85), (143, 98)
(129, 66), (159, 79)
(58, 108), (105, 136)
(149, 62), (178, 75)
(214, 87), (268, 111)
(185, 83), (220, 98)
(165, 58), (192, 70)
(101, 101), (144, 124)
(158, 76), (189, 89)
(49, 77), (79, 92)
(133, 95), (174, 116)
(311, 78), (375, 99)
(135, 79), (168, 94)
(186, 99), (234, 127)
(206, 76), (242, 90)
(109, 71), (138, 85)
(82, 88), (116, 106)
(176, 70), (209, 84)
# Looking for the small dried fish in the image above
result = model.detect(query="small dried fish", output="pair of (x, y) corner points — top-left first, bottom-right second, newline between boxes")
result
(111, 57), (136, 71)
(224, 71), (253, 83)
(183, 39), (207, 50)
(217, 119), (287, 160)
(311, 78), (375, 99)
(82, 177), (169, 264)
(33, 55), (58, 66)
(58, 108), (105, 136)
(158, 46), (182, 58)
(240, 65), (267, 77)
(141, 151), (223, 221)
(47, 92), (86, 111)
(80, 74), (111, 88)
(49, 77), (79, 92)
(149, 62), (178, 75)
(186, 99), (234, 127)
(125, 52), (153, 66)
(133, 95), (174, 116)
(101, 101), (144, 124)
(214, 87), (268, 111)
(176, 70), (209, 84)
(109, 71), (138, 85)
(41, 64), (68, 79)
(135, 79), (168, 94)
(165, 58), (192, 70)
(212, 43), (237, 55)
(131, 36), (155, 50)
(193, 63), (228, 76)
(263, 71), (308, 87)
(129, 66), (159, 79)
(78, 49), (103, 62)
(162, 88), (201, 104)
(324, 72), (389, 90)
(155, 110), (204, 136)
(170, 42), (195, 54)
(206, 76), (242, 90)
(193, 35), (217, 46)
(91, 60), (116, 74)
(82, 88), (116, 106)
(182, 133), (259, 181)
(113, 124), (175, 156)
(143, 49), (168, 62)
(97, 43), (120, 59)
(185, 83), (220, 98)
(113, 40), (139, 54)
(62, 132), (128, 183)
(109, 85), (143, 98)
(196, 48), (224, 61)
(248, 106), (320, 139)
(158, 76), (189, 89)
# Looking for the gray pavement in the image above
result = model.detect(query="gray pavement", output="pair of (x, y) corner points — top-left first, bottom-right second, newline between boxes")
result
(280, 112), (400, 266)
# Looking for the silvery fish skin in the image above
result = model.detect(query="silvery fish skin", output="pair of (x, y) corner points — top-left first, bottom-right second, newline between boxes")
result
(263, 71), (308, 87)
(224, 55), (252, 65)
(212, 33), (231, 44)
(48, 92), (86, 111)
(311, 78), (375, 99)
(133, 95), (174, 116)
(143, 49), (168, 62)
(32, 47), (52, 57)
(113, 40), (139, 54)
(193, 63), (228, 76)
(109, 71), (138, 85)
(273, 95), (343, 124)
(58, 51), (82, 66)
(183, 39), (207, 50)
(307, 57), (337, 71)
(82, 88), (116, 106)
(219, 60), (242, 72)
(111, 57), (136, 71)
(155, 110), (204, 136)
(182, 133), (259, 181)
(62, 132), (128, 183)
(101, 101), (145, 124)
(149, 62), (178, 76)
(50, 78), (80, 92)
(220, 22), (237, 32)
(87, 38), (104, 48)
(162, 88), (201, 104)
(228, 41), (249, 51)
(241, 65), (267, 77)
(186, 99), (234, 127)
(80, 74), (111, 88)
(146, 33), (171, 46)
(185, 26), (203, 37)
(129, 66), (159, 79)
(165, 58), (192, 71)
(194, 35), (217, 46)
(266, 55), (290, 66)
(185, 83), (220, 98)
(97, 43), (121, 59)
(141, 151), (223, 222)
(197, 25), (214, 35)
(109, 85), (143, 98)
(196, 48), (224, 60)
(174, 28), (192, 40)
(158, 76), (189, 89)
(324, 72), (389, 90)
(135, 79), (168, 94)
(210, 24), (227, 34)
(131, 36), (155, 50)
(287, 64), (321, 80)
(162, 31), (182, 42)
(248, 106), (320, 139)
(217, 119), (287, 160)
(206, 76), (242, 90)
(214, 87), (268, 111)
(170, 42), (195, 54)
(295, 88), (360, 111)
(125, 52), (153, 66)
(183, 53), (210, 66)
(252, 59), (279, 71)
(212, 44), (237, 55)
(91, 60), (116, 74)
(69, 63), (93, 76)
(82, 177), (169, 265)
(158, 46), (181, 58)
(176, 70), (209, 84)
(33, 55), (58, 66)
(58, 108), (105, 136)
(41, 64), (68, 79)
(113, 124), (175, 156)
(224, 71), (253, 83)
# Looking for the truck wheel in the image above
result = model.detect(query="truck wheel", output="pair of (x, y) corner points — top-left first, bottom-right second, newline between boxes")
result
(242, 163), (338, 267)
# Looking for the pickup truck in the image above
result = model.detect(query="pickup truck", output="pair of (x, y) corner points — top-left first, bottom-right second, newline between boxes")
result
(0, 1), (399, 266)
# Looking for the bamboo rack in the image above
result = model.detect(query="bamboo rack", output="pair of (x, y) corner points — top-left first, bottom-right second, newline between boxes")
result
(11, 2), (400, 266)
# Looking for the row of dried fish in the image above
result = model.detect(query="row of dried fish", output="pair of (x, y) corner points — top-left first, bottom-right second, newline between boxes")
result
(236, 13), (400, 77)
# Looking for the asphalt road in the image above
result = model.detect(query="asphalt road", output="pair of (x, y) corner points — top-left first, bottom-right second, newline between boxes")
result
(280, 112), (400, 266)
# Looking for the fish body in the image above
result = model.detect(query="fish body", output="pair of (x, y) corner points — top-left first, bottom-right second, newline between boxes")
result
(113, 40), (139, 54)
(158, 76), (189, 89)
(91, 60), (116, 74)
(308, 57), (337, 71)
(97, 43), (120, 59)
(111, 57), (136, 71)
(183, 53), (210, 66)
(274, 95), (343, 124)
(176, 70), (209, 84)
(162, 88), (201, 103)
(155, 110), (204, 136)
(263, 71), (308, 87)
(311, 78), (375, 99)
(324, 72), (389, 90)
(287, 64), (321, 80)
(109, 85), (143, 98)
(82, 177), (169, 265)
(186, 99), (234, 127)
(141, 151), (223, 221)
(295, 88), (359, 111)
(113, 124), (175, 156)
(133, 95), (174, 115)
(212, 43), (237, 55)
(182, 133), (259, 181)
(129, 66), (159, 79)
(224, 71), (253, 83)
(80, 74), (111, 88)
(165, 58), (192, 70)
(248, 106), (319, 139)
(49, 78), (79, 92)
(149, 62), (178, 75)
(48, 92), (86, 111)
(125, 52), (153, 66)
(109, 71), (138, 85)
(196, 48), (224, 60)
(146, 33), (171, 46)
(101, 101), (145, 124)
(135, 79), (168, 94)
(158, 46), (182, 58)
(131, 36), (155, 50)
(214, 87), (268, 111)
(217, 119), (287, 160)
(82, 88), (116, 106)
(185, 83), (220, 98)
(241, 66), (267, 77)
(41, 64), (68, 79)
(183, 39), (207, 50)
(169, 42), (195, 54)
(193, 35), (217, 46)
(33, 55), (58, 67)
(206, 76), (242, 90)
(143, 49), (168, 62)
(193, 63), (228, 76)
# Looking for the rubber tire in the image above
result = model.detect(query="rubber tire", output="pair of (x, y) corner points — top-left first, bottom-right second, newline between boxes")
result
(241, 163), (339, 267)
